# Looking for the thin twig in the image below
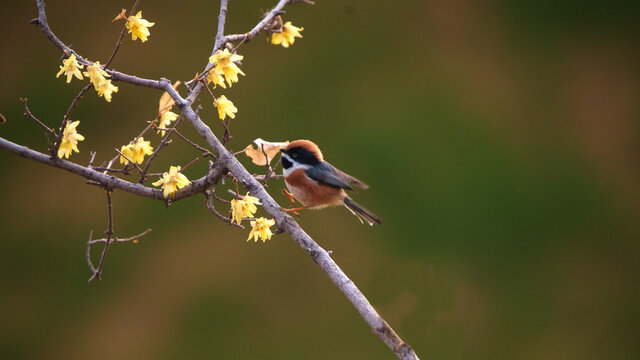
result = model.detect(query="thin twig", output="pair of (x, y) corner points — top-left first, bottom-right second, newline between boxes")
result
(20, 98), (56, 136)
(104, 0), (141, 67)
(205, 189), (243, 228)
(63, 84), (93, 121)
(260, 143), (273, 184)
(88, 190), (114, 281)
(86, 230), (96, 273)
(92, 166), (132, 174)
(221, 117), (231, 146)
(179, 157), (200, 172)
(88, 228), (152, 245)
(153, 124), (214, 157)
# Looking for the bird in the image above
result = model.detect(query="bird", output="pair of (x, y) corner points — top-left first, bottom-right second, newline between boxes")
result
(279, 139), (382, 225)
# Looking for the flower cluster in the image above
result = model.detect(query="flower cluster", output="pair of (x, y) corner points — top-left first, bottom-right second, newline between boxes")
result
(271, 21), (304, 48)
(119, 137), (154, 165)
(48, 8), (292, 245)
(84, 62), (119, 102)
(153, 166), (191, 198)
(209, 49), (245, 88)
(230, 193), (261, 225)
(57, 120), (85, 159)
(207, 49), (246, 121)
(229, 194), (276, 242)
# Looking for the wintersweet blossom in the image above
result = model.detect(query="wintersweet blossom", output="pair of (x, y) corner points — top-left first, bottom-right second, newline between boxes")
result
(209, 49), (245, 87)
(206, 68), (227, 89)
(57, 120), (85, 159)
(230, 193), (261, 225)
(125, 11), (155, 42)
(271, 22), (303, 48)
(152, 166), (191, 198)
(95, 79), (119, 102)
(119, 137), (153, 165)
(214, 95), (237, 120)
(84, 62), (118, 102)
(83, 61), (109, 87)
(157, 111), (178, 136)
(247, 217), (276, 242)
(119, 144), (135, 165)
(56, 54), (84, 83)
(131, 137), (153, 164)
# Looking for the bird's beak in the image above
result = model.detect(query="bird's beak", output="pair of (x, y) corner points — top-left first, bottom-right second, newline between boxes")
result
(279, 148), (287, 154)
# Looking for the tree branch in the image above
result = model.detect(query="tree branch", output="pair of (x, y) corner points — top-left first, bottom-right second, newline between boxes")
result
(16, 1), (421, 358)
(0, 137), (226, 202)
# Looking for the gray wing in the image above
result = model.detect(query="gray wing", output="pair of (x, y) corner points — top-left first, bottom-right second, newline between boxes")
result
(305, 162), (369, 191)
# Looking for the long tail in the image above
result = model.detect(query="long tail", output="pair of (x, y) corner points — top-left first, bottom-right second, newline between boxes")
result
(343, 196), (382, 226)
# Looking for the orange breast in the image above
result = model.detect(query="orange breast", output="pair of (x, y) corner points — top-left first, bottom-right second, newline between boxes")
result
(285, 169), (345, 207)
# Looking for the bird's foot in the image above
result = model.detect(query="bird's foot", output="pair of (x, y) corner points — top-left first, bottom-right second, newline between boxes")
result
(281, 206), (309, 216)
(282, 188), (297, 204)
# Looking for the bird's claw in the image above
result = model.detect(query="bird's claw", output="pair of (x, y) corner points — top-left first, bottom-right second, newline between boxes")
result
(282, 188), (296, 204)
(281, 206), (309, 216)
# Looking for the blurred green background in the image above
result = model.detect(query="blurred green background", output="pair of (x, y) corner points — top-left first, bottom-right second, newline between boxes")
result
(1, 0), (640, 359)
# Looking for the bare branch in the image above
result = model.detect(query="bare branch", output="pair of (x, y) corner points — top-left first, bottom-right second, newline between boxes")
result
(88, 190), (114, 281)
(20, 98), (56, 137)
(88, 228), (152, 245)
(85, 230), (96, 273)
(63, 84), (93, 121)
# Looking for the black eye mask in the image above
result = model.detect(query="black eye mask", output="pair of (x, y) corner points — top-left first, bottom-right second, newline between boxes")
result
(281, 156), (293, 169)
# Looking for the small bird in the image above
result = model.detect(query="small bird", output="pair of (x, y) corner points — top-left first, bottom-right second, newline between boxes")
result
(280, 140), (382, 225)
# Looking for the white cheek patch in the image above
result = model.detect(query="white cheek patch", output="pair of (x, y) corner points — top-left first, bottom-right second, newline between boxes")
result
(281, 153), (311, 177)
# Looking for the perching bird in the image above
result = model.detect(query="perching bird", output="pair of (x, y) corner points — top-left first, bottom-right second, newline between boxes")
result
(279, 139), (382, 225)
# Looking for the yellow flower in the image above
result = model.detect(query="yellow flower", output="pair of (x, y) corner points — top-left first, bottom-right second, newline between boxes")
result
(126, 11), (155, 42)
(119, 144), (135, 165)
(95, 79), (119, 102)
(157, 111), (178, 136)
(56, 54), (84, 83)
(57, 120), (85, 159)
(83, 61), (109, 87)
(152, 166), (191, 198)
(209, 49), (245, 87)
(206, 68), (227, 89)
(271, 22), (303, 48)
(214, 95), (237, 120)
(132, 137), (154, 164)
(84, 62), (118, 102)
(247, 217), (276, 242)
(230, 193), (261, 225)
(119, 137), (153, 165)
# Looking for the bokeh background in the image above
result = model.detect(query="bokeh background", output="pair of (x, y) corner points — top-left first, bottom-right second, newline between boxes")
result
(1, 0), (640, 359)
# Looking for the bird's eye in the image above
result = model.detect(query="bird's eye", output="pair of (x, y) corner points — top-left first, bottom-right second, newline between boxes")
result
(291, 153), (298, 158)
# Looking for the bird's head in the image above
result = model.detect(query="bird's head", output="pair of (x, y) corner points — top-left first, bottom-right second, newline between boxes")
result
(280, 139), (323, 172)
